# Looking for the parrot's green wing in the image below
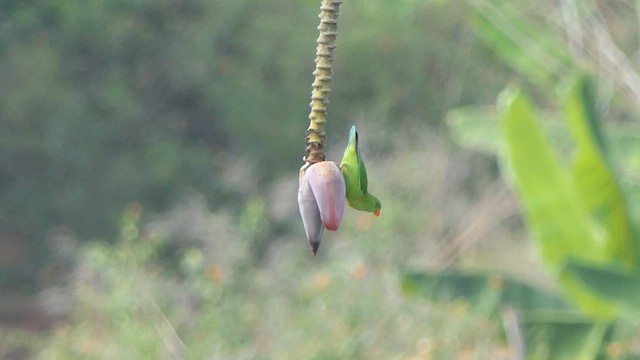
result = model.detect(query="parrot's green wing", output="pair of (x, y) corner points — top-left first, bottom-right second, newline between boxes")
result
(355, 129), (369, 193)
(339, 126), (360, 193)
(346, 126), (369, 193)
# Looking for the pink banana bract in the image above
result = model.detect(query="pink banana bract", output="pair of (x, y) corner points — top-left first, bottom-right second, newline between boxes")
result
(297, 161), (346, 255)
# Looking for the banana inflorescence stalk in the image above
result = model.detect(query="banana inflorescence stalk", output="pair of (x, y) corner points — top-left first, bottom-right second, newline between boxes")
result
(302, 0), (343, 170)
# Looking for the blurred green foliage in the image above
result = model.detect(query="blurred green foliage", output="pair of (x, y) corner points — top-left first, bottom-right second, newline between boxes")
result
(441, 77), (640, 358)
(437, 0), (640, 357)
(1, 0), (239, 240)
(402, 270), (618, 359)
(1, 191), (514, 359)
(5, 0), (640, 358)
(446, 79), (640, 356)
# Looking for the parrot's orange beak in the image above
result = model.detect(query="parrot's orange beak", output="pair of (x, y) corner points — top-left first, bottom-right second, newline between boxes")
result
(373, 209), (381, 217)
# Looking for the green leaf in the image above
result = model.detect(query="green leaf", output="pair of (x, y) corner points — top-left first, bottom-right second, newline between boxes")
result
(445, 106), (502, 154)
(565, 258), (640, 314)
(402, 270), (568, 311)
(446, 106), (572, 152)
(500, 88), (598, 266)
(524, 319), (608, 360)
(564, 76), (637, 266)
(448, 80), (639, 266)
(499, 87), (617, 318)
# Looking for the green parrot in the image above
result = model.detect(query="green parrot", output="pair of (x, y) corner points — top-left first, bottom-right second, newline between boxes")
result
(339, 126), (381, 216)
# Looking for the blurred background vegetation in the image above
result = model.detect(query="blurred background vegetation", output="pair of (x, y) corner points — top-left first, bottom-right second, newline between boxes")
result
(3, 0), (640, 358)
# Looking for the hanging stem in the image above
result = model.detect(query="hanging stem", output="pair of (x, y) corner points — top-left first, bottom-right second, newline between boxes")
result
(302, 0), (343, 170)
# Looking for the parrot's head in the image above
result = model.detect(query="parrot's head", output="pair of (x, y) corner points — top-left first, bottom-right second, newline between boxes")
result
(369, 195), (382, 217)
